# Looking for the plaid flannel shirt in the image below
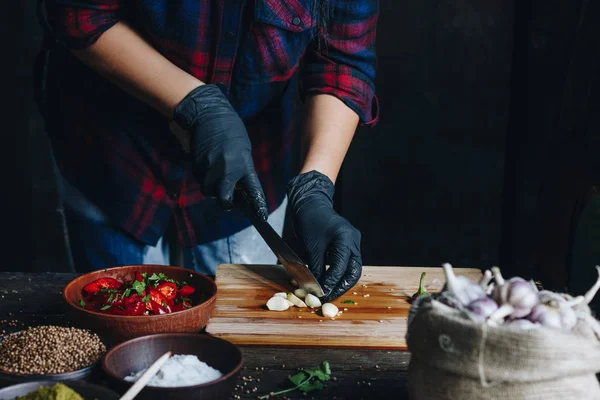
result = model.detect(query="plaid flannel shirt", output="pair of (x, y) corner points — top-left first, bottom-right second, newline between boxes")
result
(40, 0), (379, 247)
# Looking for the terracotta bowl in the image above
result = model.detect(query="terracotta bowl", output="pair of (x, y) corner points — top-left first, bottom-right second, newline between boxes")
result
(62, 265), (217, 344)
(102, 333), (243, 400)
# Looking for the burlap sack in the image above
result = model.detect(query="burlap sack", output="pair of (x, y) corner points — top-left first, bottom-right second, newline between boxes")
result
(406, 297), (600, 400)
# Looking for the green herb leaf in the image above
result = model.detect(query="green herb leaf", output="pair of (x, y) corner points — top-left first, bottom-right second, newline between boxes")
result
(141, 272), (147, 279)
(100, 305), (111, 310)
(107, 293), (114, 303)
(148, 273), (161, 282)
(288, 372), (308, 387)
(132, 280), (146, 297)
(142, 294), (150, 303)
(79, 300), (86, 307)
(320, 361), (331, 376)
(298, 380), (324, 393)
(123, 288), (131, 297)
(341, 300), (356, 304)
(162, 302), (168, 308)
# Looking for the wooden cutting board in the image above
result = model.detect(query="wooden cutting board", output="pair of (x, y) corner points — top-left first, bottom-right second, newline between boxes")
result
(206, 264), (482, 350)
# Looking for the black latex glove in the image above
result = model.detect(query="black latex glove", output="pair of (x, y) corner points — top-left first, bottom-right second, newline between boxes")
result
(173, 84), (268, 220)
(287, 170), (362, 302)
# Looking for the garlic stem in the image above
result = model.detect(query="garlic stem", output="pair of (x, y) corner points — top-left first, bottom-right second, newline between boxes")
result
(491, 266), (505, 286)
(442, 263), (461, 297)
(583, 266), (600, 304)
(488, 304), (514, 323)
(479, 270), (492, 288)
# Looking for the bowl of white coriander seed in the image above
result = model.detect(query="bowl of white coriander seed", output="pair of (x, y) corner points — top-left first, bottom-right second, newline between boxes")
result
(0, 325), (107, 386)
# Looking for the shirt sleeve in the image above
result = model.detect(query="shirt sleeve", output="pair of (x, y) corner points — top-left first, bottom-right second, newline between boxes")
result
(299, 0), (380, 126)
(45, 0), (124, 49)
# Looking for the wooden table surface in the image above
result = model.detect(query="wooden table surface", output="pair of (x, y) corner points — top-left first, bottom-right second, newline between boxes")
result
(0, 273), (411, 399)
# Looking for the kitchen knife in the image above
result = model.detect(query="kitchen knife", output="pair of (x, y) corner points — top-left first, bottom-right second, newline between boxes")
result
(234, 188), (325, 297)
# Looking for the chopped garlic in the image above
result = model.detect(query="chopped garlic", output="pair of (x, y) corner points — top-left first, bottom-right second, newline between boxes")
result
(273, 292), (287, 298)
(287, 292), (307, 307)
(304, 293), (322, 308)
(294, 288), (307, 299)
(266, 296), (290, 311)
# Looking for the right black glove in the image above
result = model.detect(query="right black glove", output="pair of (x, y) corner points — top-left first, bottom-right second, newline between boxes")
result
(173, 84), (268, 221)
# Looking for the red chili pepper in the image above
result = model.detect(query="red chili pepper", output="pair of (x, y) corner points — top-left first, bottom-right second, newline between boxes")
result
(156, 282), (177, 300)
(123, 293), (141, 308)
(83, 277), (122, 294)
(179, 285), (195, 297)
(172, 300), (192, 312)
(146, 289), (168, 312)
(148, 300), (170, 315)
(135, 271), (143, 282)
(123, 301), (146, 316)
(107, 306), (123, 315)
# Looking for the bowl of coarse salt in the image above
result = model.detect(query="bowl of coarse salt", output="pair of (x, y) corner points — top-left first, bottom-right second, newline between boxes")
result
(101, 333), (242, 400)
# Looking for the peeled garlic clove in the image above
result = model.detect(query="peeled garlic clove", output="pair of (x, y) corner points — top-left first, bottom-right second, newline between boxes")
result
(305, 293), (322, 308)
(273, 292), (287, 298)
(287, 292), (307, 307)
(286, 299), (295, 307)
(294, 288), (307, 299)
(322, 303), (339, 318)
(266, 296), (290, 311)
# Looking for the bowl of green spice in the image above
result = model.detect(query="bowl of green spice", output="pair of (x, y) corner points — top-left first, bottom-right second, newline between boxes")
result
(0, 381), (120, 400)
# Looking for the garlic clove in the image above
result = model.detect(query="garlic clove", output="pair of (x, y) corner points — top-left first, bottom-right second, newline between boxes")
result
(266, 296), (290, 311)
(287, 292), (307, 307)
(294, 288), (308, 299)
(305, 293), (322, 308)
(273, 292), (287, 298)
(321, 303), (339, 318)
(285, 299), (295, 307)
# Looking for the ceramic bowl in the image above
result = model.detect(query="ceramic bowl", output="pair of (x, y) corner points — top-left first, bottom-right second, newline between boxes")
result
(102, 333), (243, 400)
(62, 265), (217, 344)
(0, 380), (120, 399)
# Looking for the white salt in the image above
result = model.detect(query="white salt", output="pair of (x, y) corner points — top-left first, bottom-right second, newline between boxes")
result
(124, 354), (223, 387)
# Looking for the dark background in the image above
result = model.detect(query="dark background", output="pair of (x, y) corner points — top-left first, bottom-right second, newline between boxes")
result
(4, 1), (599, 296)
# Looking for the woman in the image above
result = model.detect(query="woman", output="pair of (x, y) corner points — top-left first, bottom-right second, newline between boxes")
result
(37, 0), (379, 302)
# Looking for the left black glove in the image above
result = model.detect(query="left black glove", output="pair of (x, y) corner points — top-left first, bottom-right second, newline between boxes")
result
(286, 170), (362, 302)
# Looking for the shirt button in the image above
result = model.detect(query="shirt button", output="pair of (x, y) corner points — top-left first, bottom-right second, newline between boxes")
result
(292, 17), (301, 26)
(225, 31), (234, 40)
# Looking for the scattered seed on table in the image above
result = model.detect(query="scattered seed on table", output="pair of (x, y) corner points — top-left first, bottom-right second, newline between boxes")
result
(352, 292), (357, 295)
(0, 325), (105, 374)
(387, 306), (392, 309)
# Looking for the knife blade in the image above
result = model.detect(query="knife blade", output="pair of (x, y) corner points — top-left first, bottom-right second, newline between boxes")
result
(234, 188), (325, 297)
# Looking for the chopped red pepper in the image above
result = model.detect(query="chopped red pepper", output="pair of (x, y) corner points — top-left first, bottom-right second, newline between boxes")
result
(135, 271), (143, 282)
(179, 285), (195, 297)
(156, 282), (177, 300)
(83, 277), (122, 294)
(123, 301), (146, 316)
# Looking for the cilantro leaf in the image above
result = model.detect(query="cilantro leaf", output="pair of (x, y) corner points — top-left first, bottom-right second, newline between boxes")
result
(320, 361), (331, 375)
(123, 288), (131, 297)
(142, 294), (150, 303)
(259, 361), (331, 399)
(288, 372), (308, 387)
(100, 305), (111, 310)
(132, 280), (146, 297)
(341, 300), (356, 304)
(107, 293), (114, 303)
(298, 380), (323, 393)
(148, 273), (161, 282)
(79, 300), (86, 307)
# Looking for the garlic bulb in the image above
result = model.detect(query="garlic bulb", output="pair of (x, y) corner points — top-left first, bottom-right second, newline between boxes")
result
(491, 267), (539, 318)
(441, 263), (486, 307)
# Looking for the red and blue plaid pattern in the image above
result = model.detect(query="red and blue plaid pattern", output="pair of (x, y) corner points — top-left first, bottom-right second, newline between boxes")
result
(42, 0), (379, 247)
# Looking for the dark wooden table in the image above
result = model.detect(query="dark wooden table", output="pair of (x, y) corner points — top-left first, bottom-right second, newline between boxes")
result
(0, 273), (410, 399)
